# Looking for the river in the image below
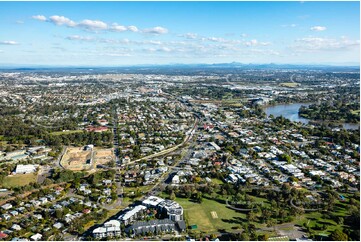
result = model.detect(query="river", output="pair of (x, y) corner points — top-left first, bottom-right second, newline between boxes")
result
(264, 103), (359, 130)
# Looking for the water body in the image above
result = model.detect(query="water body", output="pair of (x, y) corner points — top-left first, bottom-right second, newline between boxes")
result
(265, 103), (359, 130)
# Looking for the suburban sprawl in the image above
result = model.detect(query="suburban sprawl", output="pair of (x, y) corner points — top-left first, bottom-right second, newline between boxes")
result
(0, 65), (359, 241)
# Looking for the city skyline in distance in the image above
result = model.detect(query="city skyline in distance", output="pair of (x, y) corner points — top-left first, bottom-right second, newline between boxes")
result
(0, 1), (359, 66)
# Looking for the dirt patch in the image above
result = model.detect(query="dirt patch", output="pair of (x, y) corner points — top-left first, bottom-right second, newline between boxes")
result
(93, 148), (115, 165)
(211, 211), (218, 219)
(61, 147), (92, 171)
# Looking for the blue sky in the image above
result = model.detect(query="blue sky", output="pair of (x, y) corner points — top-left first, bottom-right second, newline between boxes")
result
(0, 1), (359, 66)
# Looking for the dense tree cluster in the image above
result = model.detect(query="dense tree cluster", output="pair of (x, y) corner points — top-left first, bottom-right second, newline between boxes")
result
(299, 100), (359, 123)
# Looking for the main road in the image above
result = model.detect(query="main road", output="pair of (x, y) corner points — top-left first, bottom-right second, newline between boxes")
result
(122, 114), (199, 166)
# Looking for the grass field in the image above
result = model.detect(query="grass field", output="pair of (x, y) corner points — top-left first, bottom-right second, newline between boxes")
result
(279, 82), (300, 88)
(295, 197), (352, 236)
(175, 196), (248, 233)
(50, 130), (83, 135)
(211, 178), (224, 185)
(2, 173), (37, 188)
(123, 185), (154, 195)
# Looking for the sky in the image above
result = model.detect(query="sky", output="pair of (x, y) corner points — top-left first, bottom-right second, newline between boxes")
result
(0, 1), (359, 66)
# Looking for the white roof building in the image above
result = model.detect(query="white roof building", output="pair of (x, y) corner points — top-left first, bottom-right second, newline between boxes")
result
(11, 224), (22, 231)
(30, 233), (42, 241)
(172, 175), (180, 184)
(53, 222), (64, 229)
(93, 220), (121, 239)
(1, 203), (13, 210)
(15, 164), (38, 174)
(118, 205), (147, 225)
(142, 196), (165, 207)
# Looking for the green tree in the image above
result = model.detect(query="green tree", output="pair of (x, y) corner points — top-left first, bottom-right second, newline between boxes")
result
(331, 229), (348, 241)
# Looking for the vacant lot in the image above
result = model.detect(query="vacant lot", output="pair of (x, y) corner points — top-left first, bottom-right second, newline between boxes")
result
(93, 148), (115, 165)
(2, 173), (37, 188)
(61, 146), (92, 171)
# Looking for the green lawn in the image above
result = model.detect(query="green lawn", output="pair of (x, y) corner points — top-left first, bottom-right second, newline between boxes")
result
(175, 196), (248, 233)
(279, 82), (300, 88)
(211, 178), (224, 185)
(50, 130), (83, 135)
(295, 198), (351, 236)
(123, 185), (154, 195)
(2, 173), (38, 188)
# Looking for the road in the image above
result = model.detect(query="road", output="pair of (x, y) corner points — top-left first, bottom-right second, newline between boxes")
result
(111, 106), (121, 166)
(57, 146), (67, 169)
(146, 125), (199, 197)
(124, 115), (198, 166)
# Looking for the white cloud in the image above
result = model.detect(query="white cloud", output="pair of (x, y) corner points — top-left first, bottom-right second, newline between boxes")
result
(127, 26), (139, 32)
(143, 47), (157, 52)
(310, 26), (327, 31)
(78, 19), (108, 31)
(66, 35), (94, 41)
(181, 33), (198, 39)
(49, 15), (76, 27)
(110, 23), (127, 32)
(32, 15), (47, 21)
(245, 39), (270, 46)
(142, 26), (168, 34)
(292, 37), (359, 51)
(159, 47), (172, 52)
(281, 24), (297, 28)
(102, 53), (132, 57)
(16, 20), (24, 24)
(249, 49), (280, 56)
(0, 40), (18, 45)
(241, 33), (248, 37)
(207, 37), (227, 43)
(33, 15), (168, 34)
(147, 40), (162, 45)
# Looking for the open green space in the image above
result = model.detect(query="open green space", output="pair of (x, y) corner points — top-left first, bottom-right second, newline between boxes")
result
(295, 198), (352, 236)
(123, 185), (154, 195)
(211, 178), (224, 185)
(175, 196), (248, 233)
(279, 82), (300, 88)
(2, 173), (38, 188)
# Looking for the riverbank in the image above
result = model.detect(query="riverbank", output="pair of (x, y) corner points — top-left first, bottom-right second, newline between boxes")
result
(264, 103), (359, 130)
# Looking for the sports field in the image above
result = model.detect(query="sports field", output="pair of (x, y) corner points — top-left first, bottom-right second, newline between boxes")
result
(175, 196), (248, 233)
(2, 173), (37, 188)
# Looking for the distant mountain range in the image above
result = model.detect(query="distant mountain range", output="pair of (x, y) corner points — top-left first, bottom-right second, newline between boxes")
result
(0, 62), (359, 72)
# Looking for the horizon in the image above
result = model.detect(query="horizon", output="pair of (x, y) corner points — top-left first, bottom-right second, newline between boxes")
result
(0, 62), (360, 69)
(0, 1), (360, 66)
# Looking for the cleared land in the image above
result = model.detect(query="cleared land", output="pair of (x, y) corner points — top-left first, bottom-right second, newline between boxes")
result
(61, 146), (92, 171)
(2, 173), (37, 188)
(93, 148), (115, 165)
